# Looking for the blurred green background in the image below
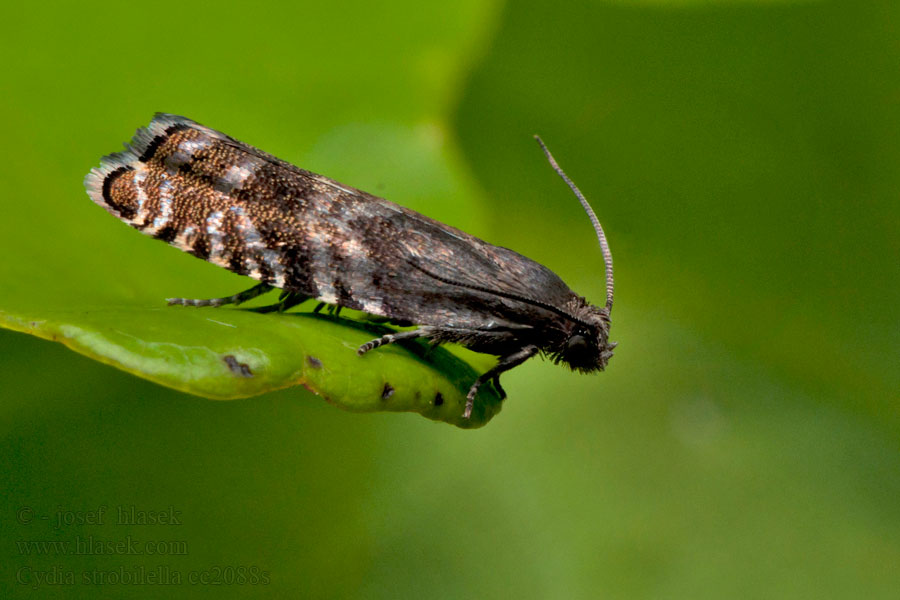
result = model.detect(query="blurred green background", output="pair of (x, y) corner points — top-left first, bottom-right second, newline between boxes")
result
(1, 0), (898, 597)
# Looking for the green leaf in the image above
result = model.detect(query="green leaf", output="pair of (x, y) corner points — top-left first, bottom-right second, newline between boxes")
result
(0, 305), (501, 428)
(0, 0), (504, 428)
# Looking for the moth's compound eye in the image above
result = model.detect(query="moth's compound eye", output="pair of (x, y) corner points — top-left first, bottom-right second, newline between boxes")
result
(563, 331), (604, 372)
(567, 335), (588, 353)
(565, 334), (592, 366)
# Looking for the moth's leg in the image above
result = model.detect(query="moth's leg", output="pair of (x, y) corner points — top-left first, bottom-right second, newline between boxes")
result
(166, 283), (274, 307)
(279, 293), (310, 312)
(278, 292), (312, 312)
(465, 345), (539, 419)
(250, 291), (311, 314)
(312, 302), (344, 317)
(491, 376), (507, 400)
(357, 329), (427, 355)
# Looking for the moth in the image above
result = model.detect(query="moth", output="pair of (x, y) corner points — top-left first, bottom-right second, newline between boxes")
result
(85, 114), (616, 418)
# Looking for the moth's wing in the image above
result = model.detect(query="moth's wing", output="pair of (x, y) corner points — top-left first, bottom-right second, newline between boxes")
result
(86, 114), (580, 333)
(160, 113), (583, 329)
(142, 114), (581, 328)
(393, 209), (576, 308)
(85, 114), (363, 290)
(150, 114), (314, 179)
(338, 202), (580, 331)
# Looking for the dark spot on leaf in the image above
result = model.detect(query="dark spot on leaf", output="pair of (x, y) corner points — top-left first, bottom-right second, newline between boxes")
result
(434, 392), (444, 406)
(223, 355), (252, 377)
(381, 383), (394, 400)
(307, 355), (323, 369)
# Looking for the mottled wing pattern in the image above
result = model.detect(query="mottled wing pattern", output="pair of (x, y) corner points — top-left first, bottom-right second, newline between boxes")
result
(85, 114), (579, 331)
(85, 114), (325, 291)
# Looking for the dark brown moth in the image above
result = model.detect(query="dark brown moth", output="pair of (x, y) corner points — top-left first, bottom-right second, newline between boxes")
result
(85, 114), (615, 418)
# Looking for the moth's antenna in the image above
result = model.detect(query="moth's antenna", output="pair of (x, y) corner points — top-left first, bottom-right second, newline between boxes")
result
(534, 135), (614, 314)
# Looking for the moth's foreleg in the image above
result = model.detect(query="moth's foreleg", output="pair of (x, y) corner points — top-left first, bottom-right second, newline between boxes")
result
(357, 329), (428, 355)
(465, 345), (539, 419)
(166, 283), (274, 307)
(249, 291), (311, 313)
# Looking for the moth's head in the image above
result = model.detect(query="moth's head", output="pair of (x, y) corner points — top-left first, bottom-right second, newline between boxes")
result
(558, 304), (615, 373)
(534, 135), (616, 374)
